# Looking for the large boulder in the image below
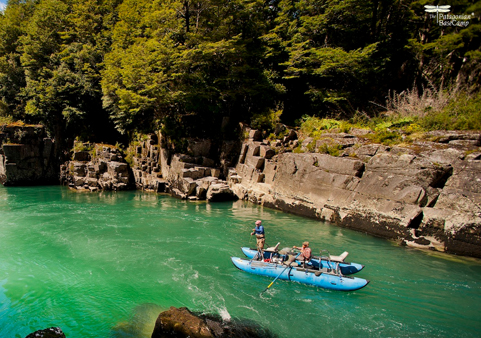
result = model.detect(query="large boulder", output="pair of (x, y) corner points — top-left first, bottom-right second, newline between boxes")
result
(151, 307), (276, 338)
(152, 307), (214, 338)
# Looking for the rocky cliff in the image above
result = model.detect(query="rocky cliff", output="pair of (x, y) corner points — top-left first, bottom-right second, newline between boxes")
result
(127, 132), (240, 202)
(120, 126), (481, 257)
(60, 142), (133, 191)
(0, 124), (57, 185)
(227, 128), (481, 257)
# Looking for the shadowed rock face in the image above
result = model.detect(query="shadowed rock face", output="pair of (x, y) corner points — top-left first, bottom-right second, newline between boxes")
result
(0, 125), (58, 186)
(127, 133), (238, 201)
(206, 183), (238, 202)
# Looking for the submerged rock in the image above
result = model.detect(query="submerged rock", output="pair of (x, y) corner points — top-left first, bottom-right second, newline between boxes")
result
(25, 327), (65, 338)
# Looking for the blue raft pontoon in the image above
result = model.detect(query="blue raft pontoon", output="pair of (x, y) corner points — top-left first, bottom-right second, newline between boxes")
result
(231, 256), (369, 291)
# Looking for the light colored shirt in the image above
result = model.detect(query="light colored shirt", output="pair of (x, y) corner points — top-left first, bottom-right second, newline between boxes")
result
(300, 247), (312, 260)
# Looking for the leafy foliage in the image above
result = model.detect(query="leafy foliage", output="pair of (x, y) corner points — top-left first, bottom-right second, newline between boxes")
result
(298, 87), (481, 148)
(0, 0), (479, 150)
(420, 91), (481, 131)
(1, 0), (123, 149)
(318, 143), (342, 156)
(102, 0), (283, 141)
(250, 108), (283, 132)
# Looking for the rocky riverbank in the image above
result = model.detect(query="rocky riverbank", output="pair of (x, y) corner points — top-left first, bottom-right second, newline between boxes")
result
(116, 126), (481, 258)
(60, 142), (133, 191)
(1, 124), (481, 258)
(228, 128), (481, 257)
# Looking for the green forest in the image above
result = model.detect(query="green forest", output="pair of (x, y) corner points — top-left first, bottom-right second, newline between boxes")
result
(0, 0), (480, 149)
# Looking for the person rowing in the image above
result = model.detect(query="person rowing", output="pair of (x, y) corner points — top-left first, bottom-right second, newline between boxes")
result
(285, 241), (312, 267)
(293, 241), (312, 266)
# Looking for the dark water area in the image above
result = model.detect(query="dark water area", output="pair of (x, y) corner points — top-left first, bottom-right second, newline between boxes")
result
(0, 186), (480, 338)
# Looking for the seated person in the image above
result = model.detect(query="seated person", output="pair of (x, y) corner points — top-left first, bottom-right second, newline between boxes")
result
(294, 241), (312, 261)
(285, 241), (312, 266)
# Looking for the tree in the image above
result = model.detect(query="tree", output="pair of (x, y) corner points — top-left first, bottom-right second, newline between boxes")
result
(102, 0), (282, 141)
(102, 0), (184, 136)
(19, 0), (122, 148)
(2, 0), (479, 146)
(0, 0), (36, 119)
(266, 0), (401, 119)
(409, 0), (481, 89)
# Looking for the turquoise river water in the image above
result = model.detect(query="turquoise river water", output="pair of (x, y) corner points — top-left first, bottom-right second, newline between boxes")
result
(0, 186), (480, 338)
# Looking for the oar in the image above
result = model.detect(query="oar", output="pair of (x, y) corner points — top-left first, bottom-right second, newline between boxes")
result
(261, 252), (301, 294)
